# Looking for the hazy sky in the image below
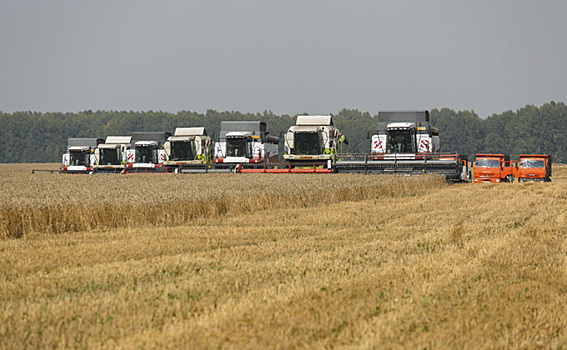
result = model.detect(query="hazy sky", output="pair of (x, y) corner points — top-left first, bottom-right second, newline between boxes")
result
(1, 0), (566, 117)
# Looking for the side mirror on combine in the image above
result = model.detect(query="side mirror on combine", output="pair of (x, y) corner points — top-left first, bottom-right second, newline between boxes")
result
(366, 131), (370, 139)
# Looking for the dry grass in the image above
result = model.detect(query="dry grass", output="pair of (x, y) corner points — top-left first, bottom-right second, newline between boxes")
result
(1, 164), (566, 349)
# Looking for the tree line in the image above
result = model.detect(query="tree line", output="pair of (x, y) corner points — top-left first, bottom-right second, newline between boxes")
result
(0, 101), (565, 163)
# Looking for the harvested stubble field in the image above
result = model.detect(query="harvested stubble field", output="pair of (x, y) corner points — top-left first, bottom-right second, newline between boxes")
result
(1, 164), (567, 349)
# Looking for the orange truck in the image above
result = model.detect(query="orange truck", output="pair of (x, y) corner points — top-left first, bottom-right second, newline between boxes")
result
(514, 154), (552, 182)
(473, 154), (516, 183)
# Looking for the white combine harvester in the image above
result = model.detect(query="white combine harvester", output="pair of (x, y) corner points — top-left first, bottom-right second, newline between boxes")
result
(213, 121), (279, 172)
(163, 127), (213, 173)
(240, 115), (348, 173)
(371, 110), (440, 155)
(61, 138), (103, 174)
(335, 110), (468, 181)
(93, 136), (132, 173)
(283, 115), (347, 170)
(125, 132), (171, 173)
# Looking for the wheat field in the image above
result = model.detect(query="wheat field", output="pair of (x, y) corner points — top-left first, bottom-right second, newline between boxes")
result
(1, 164), (566, 349)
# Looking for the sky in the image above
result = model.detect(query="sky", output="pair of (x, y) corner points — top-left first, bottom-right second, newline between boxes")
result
(0, 0), (566, 118)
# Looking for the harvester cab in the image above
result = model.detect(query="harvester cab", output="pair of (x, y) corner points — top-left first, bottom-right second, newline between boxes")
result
(214, 121), (279, 166)
(61, 138), (103, 174)
(98, 145), (122, 165)
(134, 141), (159, 164)
(225, 132), (254, 160)
(283, 115), (346, 167)
(385, 122), (417, 153)
(69, 147), (90, 166)
(164, 127), (212, 166)
(93, 136), (131, 173)
(372, 111), (439, 156)
(126, 132), (171, 171)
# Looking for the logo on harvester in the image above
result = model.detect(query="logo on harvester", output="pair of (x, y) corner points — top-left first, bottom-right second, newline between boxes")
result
(373, 140), (383, 151)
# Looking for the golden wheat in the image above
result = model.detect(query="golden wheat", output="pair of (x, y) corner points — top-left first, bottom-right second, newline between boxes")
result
(0, 165), (445, 238)
(0, 164), (566, 349)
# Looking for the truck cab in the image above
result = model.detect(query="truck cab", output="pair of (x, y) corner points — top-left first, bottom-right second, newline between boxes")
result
(283, 115), (346, 166)
(515, 154), (552, 182)
(473, 154), (515, 183)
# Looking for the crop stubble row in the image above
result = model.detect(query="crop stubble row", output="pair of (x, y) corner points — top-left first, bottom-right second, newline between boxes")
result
(0, 165), (566, 348)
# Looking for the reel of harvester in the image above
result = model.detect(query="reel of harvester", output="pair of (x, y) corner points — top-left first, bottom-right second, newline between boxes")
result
(334, 153), (469, 182)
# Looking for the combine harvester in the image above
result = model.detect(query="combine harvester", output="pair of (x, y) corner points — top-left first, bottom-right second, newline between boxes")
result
(162, 127), (213, 173)
(61, 138), (103, 174)
(214, 121), (279, 172)
(335, 111), (468, 182)
(57, 111), (469, 179)
(93, 136), (131, 174)
(241, 115), (347, 173)
(125, 132), (171, 173)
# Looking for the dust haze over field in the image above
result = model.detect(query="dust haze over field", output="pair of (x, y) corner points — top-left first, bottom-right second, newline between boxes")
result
(1, 164), (567, 348)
